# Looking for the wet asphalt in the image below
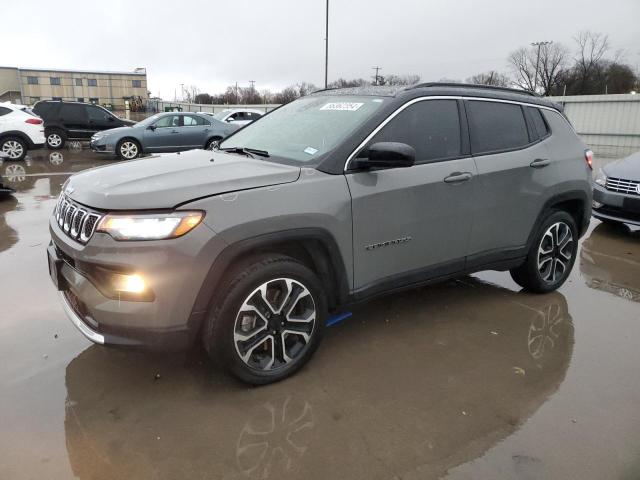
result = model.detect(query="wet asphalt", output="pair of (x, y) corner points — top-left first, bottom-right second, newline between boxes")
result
(0, 147), (639, 480)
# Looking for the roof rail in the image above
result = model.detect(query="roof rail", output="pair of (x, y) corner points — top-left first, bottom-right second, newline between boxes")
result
(408, 82), (538, 97)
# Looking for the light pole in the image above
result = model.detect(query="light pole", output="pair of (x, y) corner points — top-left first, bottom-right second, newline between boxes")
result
(531, 41), (552, 93)
(324, 0), (329, 88)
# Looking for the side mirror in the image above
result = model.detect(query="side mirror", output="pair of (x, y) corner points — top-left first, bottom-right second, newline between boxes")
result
(147, 125), (156, 131)
(226, 117), (235, 123)
(355, 142), (416, 170)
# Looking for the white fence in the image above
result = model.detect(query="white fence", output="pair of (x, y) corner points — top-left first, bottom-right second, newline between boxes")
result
(146, 99), (280, 115)
(548, 93), (640, 158)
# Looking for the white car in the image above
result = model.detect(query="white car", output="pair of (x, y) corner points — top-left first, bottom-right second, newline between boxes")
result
(0, 102), (45, 160)
(207, 108), (264, 126)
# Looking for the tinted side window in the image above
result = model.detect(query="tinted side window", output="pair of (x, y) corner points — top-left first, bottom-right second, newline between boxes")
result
(467, 101), (529, 154)
(368, 99), (461, 163)
(60, 104), (87, 122)
(87, 106), (108, 121)
(527, 107), (550, 139)
(154, 115), (181, 128)
(0, 107), (11, 116)
(183, 115), (205, 126)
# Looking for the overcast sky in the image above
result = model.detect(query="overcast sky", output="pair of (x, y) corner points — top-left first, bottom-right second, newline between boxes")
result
(3, 0), (639, 99)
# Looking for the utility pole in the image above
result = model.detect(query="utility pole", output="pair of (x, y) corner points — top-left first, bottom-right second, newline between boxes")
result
(372, 66), (382, 86)
(531, 41), (552, 94)
(180, 83), (184, 101)
(235, 81), (239, 105)
(324, 0), (329, 88)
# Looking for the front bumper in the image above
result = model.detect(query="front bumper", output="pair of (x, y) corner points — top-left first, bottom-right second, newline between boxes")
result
(592, 183), (640, 226)
(48, 214), (226, 351)
(89, 138), (115, 154)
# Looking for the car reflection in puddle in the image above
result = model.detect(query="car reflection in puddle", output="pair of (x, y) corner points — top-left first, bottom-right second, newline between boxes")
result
(580, 222), (640, 302)
(63, 277), (573, 480)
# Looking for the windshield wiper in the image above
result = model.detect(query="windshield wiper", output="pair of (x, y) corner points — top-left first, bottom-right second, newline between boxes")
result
(219, 146), (270, 158)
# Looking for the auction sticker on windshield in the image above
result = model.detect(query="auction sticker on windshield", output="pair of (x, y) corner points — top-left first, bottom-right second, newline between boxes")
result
(320, 102), (364, 111)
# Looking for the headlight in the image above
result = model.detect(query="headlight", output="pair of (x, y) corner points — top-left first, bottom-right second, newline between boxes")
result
(96, 211), (204, 240)
(594, 169), (607, 186)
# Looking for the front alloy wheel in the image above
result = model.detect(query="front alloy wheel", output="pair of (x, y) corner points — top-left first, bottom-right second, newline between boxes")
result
(234, 278), (316, 371)
(119, 140), (139, 159)
(537, 222), (574, 284)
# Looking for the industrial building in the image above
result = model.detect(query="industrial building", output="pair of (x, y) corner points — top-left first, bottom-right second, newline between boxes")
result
(0, 66), (148, 110)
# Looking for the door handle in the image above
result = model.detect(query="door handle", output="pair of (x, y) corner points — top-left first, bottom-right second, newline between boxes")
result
(170, 129), (180, 134)
(444, 172), (473, 184)
(530, 158), (550, 168)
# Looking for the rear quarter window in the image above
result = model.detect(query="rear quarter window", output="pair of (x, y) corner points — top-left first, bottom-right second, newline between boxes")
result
(0, 106), (12, 116)
(466, 100), (529, 155)
(527, 107), (550, 139)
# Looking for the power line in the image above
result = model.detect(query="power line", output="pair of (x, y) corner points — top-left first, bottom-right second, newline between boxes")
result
(531, 41), (552, 93)
(372, 66), (382, 85)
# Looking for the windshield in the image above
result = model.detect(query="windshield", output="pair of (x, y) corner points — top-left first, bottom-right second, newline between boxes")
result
(220, 95), (386, 163)
(135, 113), (163, 126)
(213, 110), (231, 120)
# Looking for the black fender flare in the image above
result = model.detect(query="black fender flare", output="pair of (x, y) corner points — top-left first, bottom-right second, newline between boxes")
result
(189, 227), (351, 333)
(526, 189), (591, 251)
(0, 130), (34, 148)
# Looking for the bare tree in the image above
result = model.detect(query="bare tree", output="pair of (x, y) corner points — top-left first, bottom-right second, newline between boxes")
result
(384, 74), (421, 86)
(508, 43), (569, 95)
(466, 71), (511, 87)
(183, 85), (200, 103)
(573, 31), (610, 92)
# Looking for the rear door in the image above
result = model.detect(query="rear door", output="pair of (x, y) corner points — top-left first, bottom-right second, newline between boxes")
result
(59, 104), (89, 139)
(181, 114), (209, 148)
(465, 100), (552, 266)
(86, 105), (117, 133)
(347, 98), (477, 292)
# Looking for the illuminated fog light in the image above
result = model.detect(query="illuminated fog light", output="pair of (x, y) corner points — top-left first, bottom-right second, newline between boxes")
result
(113, 273), (146, 294)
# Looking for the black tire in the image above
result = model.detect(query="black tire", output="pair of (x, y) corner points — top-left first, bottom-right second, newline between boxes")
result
(205, 137), (222, 151)
(203, 254), (327, 385)
(510, 210), (578, 293)
(116, 138), (141, 160)
(46, 129), (66, 150)
(0, 136), (27, 161)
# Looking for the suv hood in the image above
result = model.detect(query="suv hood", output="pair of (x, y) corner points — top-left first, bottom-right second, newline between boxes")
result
(65, 149), (301, 210)
(603, 152), (640, 181)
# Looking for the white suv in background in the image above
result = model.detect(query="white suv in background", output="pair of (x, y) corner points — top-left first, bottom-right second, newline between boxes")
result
(210, 108), (264, 126)
(0, 102), (46, 160)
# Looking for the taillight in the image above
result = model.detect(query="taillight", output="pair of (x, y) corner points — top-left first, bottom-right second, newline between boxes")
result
(584, 149), (593, 170)
(25, 118), (43, 125)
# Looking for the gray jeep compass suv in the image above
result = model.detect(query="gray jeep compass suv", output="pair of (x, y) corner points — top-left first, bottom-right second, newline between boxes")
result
(48, 83), (592, 384)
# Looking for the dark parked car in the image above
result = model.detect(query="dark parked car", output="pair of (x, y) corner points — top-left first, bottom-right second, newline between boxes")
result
(90, 112), (240, 160)
(592, 151), (640, 226)
(32, 100), (135, 150)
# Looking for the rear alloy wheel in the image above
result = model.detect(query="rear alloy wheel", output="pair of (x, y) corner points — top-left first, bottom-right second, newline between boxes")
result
(46, 131), (65, 150)
(510, 210), (578, 293)
(1, 137), (27, 161)
(536, 222), (574, 284)
(205, 137), (221, 150)
(117, 139), (140, 160)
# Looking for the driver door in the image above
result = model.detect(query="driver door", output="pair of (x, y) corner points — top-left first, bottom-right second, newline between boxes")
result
(346, 99), (477, 292)
(143, 114), (184, 151)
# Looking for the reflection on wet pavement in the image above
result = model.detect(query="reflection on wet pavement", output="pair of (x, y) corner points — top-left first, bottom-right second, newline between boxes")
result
(0, 151), (639, 479)
(581, 223), (640, 302)
(60, 280), (572, 480)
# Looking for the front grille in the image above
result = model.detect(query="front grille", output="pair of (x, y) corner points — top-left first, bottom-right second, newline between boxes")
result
(54, 194), (102, 244)
(605, 177), (640, 196)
